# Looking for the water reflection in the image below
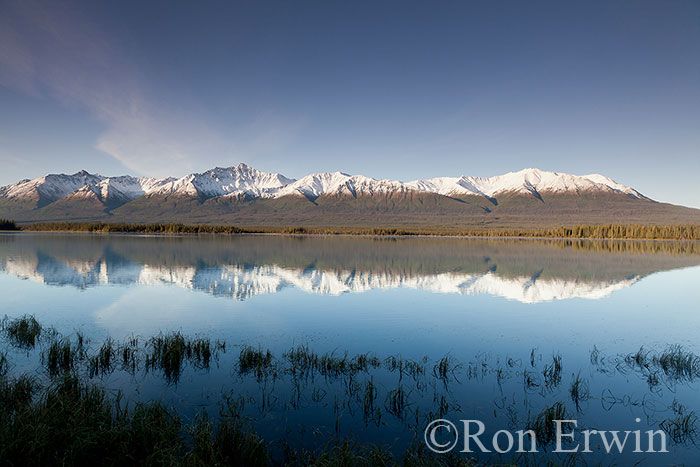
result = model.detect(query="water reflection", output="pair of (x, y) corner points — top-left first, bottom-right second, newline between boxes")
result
(2, 233), (699, 303)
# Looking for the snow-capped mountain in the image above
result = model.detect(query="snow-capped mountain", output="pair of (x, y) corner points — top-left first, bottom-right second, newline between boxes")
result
(61, 176), (177, 205)
(405, 169), (643, 199)
(274, 172), (412, 198)
(150, 164), (295, 198)
(0, 164), (645, 204)
(0, 170), (105, 206)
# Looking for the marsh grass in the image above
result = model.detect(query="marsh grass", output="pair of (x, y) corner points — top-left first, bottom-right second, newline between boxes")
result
(5, 314), (700, 464)
(433, 354), (461, 387)
(147, 332), (188, 383)
(285, 344), (319, 378)
(1, 315), (42, 349)
(284, 346), (381, 381)
(655, 345), (700, 382)
(624, 345), (700, 386)
(542, 354), (563, 390)
(189, 337), (213, 369)
(89, 338), (116, 378)
(385, 385), (409, 419)
(44, 338), (78, 377)
(569, 372), (590, 412)
(239, 346), (275, 381)
(147, 332), (220, 383)
(0, 352), (7, 378)
(527, 402), (570, 447)
(120, 336), (139, 374)
(661, 401), (699, 445)
(361, 378), (381, 425)
(523, 369), (540, 392)
(0, 366), (277, 466)
(0, 374), (37, 411)
(318, 351), (351, 378)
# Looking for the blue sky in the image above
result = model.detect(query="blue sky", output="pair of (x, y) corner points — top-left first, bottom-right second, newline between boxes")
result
(1, 0), (699, 206)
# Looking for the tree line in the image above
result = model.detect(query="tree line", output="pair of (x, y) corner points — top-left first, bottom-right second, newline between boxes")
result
(5, 221), (700, 240)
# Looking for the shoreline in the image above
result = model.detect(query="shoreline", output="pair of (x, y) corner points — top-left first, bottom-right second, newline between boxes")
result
(5, 221), (700, 242)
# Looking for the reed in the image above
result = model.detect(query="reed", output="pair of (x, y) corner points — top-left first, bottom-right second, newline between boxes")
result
(542, 354), (563, 389)
(146, 332), (219, 383)
(569, 371), (590, 412)
(120, 336), (139, 374)
(654, 345), (700, 381)
(44, 338), (77, 376)
(385, 385), (408, 419)
(361, 378), (378, 423)
(527, 402), (570, 446)
(88, 338), (116, 377)
(2, 315), (42, 349)
(238, 346), (275, 381)
(0, 352), (7, 378)
(0, 374), (37, 408)
(661, 402), (699, 445)
(433, 354), (461, 382)
(146, 332), (189, 383)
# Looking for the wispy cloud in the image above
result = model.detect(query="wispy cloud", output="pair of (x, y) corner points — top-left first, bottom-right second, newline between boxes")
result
(0, 0), (232, 177)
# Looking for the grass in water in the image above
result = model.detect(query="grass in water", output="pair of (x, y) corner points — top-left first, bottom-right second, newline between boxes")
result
(5, 315), (700, 465)
(385, 385), (408, 419)
(542, 354), (563, 390)
(89, 338), (116, 377)
(43, 339), (77, 377)
(1, 315), (42, 349)
(0, 370), (487, 466)
(527, 402), (570, 446)
(569, 371), (590, 412)
(661, 401), (699, 445)
(0, 352), (7, 378)
(146, 332), (219, 383)
(239, 346), (275, 381)
(655, 345), (700, 382)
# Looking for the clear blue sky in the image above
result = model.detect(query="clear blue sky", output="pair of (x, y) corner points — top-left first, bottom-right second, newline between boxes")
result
(1, 0), (699, 206)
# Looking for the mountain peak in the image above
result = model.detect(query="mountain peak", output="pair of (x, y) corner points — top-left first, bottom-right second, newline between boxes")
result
(0, 165), (647, 208)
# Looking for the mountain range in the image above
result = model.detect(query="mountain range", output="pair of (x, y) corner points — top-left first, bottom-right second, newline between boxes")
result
(2, 163), (699, 228)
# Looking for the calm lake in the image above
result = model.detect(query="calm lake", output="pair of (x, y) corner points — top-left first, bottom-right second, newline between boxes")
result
(2, 232), (700, 465)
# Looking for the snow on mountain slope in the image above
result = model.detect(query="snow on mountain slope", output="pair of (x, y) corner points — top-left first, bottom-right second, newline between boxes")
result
(582, 173), (645, 197)
(0, 164), (645, 206)
(96, 176), (176, 202)
(405, 176), (489, 197)
(60, 176), (176, 205)
(0, 171), (105, 204)
(152, 163), (294, 198)
(274, 172), (409, 198)
(409, 169), (645, 199)
(466, 168), (644, 198)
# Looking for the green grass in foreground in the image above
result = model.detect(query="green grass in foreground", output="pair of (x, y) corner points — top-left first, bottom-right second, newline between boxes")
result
(16, 221), (700, 240)
(3, 315), (699, 465)
(0, 373), (484, 466)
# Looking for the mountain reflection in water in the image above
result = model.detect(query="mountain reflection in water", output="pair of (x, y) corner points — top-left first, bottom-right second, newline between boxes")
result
(2, 233), (698, 303)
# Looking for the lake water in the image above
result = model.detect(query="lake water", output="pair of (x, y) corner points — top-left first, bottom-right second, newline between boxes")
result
(2, 232), (700, 465)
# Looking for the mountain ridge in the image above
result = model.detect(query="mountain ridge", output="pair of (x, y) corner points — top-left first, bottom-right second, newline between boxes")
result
(0, 163), (647, 203)
(2, 163), (698, 228)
